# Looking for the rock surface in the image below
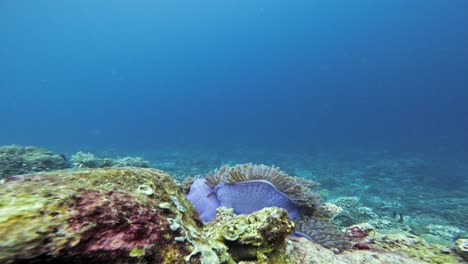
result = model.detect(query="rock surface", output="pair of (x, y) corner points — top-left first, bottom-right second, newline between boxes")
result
(454, 238), (468, 261)
(205, 207), (295, 263)
(0, 167), (227, 263)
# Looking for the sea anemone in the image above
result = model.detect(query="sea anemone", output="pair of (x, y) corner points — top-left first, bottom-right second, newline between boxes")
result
(184, 163), (352, 254)
(185, 163), (323, 222)
(294, 218), (352, 253)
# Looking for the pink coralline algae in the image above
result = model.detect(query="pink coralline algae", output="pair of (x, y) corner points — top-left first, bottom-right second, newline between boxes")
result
(67, 190), (170, 260)
(346, 226), (373, 251)
(345, 226), (369, 239)
(0, 168), (200, 264)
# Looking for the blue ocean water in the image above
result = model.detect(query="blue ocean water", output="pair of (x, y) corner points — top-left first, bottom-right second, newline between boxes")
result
(1, 0), (467, 236)
(1, 0), (467, 150)
(0, 0), (468, 196)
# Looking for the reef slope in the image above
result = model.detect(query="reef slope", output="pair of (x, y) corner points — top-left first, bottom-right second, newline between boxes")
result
(0, 167), (461, 263)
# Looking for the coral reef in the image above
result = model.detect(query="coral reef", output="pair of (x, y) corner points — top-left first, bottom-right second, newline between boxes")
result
(331, 197), (378, 227)
(339, 221), (462, 263)
(364, 157), (428, 183)
(282, 236), (428, 264)
(0, 160), (464, 264)
(425, 224), (463, 241)
(0, 145), (68, 179)
(114, 156), (151, 167)
(70, 151), (149, 168)
(70, 151), (112, 168)
(318, 202), (343, 218)
(368, 233), (461, 264)
(0, 167), (228, 263)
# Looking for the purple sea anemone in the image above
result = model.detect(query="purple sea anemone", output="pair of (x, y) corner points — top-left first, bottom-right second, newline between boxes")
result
(185, 163), (322, 223)
(294, 217), (352, 253)
(185, 178), (220, 222)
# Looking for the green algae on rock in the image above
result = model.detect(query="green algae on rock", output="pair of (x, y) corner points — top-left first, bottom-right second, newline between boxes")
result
(455, 238), (468, 261)
(274, 236), (429, 264)
(0, 145), (68, 179)
(366, 232), (462, 264)
(0, 167), (225, 264)
(204, 207), (295, 263)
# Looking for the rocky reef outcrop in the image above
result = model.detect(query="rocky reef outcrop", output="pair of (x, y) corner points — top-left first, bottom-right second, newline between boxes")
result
(0, 145), (68, 179)
(0, 167), (227, 263)
(455, 238), (468, 261)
